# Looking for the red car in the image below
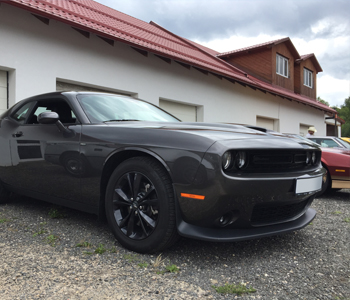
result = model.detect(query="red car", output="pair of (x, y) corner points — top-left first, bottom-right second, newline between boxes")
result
(320, 147), (350, 193)
(283, 133), (349, 194)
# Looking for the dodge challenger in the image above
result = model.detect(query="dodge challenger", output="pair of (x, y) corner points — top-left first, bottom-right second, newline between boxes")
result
(0, 92), (324, 253)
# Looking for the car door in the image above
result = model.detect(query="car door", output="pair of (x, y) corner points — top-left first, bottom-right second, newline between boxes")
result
(1, 96), (82, 203)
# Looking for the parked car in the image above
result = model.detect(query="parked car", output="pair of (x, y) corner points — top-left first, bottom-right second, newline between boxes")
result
(284, 134), (350, 194)
(308, 136), (350, 149)
(0, 92), (324, 253)
(319, 147), (350, 193)
(341, 137), (350, 144)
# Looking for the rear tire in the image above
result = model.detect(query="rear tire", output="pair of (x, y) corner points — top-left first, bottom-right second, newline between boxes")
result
(105, 157), (178, 253)
(0, 182), (11, 204)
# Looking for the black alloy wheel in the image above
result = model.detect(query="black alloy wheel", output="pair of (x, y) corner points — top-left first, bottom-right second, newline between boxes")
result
(105, 157), (178, 253)
(114, 171), (158, 239)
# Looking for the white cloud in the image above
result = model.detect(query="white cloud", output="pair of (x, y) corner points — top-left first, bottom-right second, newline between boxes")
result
(317, 75), (349, 107)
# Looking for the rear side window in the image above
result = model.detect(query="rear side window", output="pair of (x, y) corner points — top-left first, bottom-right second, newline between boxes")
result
(11, 102), (35, 124)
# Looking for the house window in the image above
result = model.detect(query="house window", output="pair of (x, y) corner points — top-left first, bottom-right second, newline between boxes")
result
(276, 54), (288, 77)
(303, 68), (313, 88)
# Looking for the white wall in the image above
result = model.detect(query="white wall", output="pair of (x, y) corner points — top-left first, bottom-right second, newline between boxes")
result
(0, 70), (7, 114)
(0, 3), (327, 135)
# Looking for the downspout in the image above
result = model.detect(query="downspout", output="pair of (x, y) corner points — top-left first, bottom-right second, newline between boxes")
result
(6, 71), (9, 109)
(334, 115), (337, 137)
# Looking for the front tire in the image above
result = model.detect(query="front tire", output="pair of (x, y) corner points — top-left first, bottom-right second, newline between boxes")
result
(105, 157), (178, 253)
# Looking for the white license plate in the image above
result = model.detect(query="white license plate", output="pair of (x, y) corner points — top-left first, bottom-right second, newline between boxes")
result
(295, 176), (322, 194)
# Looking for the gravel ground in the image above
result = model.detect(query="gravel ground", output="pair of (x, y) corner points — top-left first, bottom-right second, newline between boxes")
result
(0, 190), (349, 300)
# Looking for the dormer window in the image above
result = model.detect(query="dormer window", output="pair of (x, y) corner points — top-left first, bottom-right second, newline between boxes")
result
(276, 54), (288, 78)
(303, 68), (313, 88)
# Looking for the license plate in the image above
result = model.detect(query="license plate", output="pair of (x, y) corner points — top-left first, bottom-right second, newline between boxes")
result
(295, 176), (322, 194)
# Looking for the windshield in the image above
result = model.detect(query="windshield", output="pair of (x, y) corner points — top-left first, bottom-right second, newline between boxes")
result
(335, 137), (350, 149)
(77, 94), (180, 123)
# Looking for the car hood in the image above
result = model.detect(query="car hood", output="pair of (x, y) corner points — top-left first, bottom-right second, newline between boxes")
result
(102, 121), (316, 150)
(321, 147), (350, 155)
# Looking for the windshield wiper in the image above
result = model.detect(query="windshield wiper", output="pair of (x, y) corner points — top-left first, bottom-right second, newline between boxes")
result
(103, 119), (140, 122)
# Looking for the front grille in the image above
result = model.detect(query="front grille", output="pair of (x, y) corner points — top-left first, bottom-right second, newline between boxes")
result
(224, 150), (321, 174)
(248, 150), (314, 171)
(251, 200), (309, 226)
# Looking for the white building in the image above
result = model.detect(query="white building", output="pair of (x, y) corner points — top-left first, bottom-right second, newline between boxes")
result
(0, 0), (339, 136)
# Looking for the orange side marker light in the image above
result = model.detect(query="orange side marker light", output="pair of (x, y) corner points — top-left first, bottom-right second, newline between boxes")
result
(180, 193), (205, 200)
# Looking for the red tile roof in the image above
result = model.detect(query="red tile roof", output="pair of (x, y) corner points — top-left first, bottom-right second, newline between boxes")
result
(217, 37), (301, 60)
(4, 0), (334, 114)
(296, 54), (323, 73)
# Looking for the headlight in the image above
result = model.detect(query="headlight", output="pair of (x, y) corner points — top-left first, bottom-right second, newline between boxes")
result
(306, 152), (311, 164)
(235, 151), (247, 169)
(311, 151), (316, 165)
(222, 151), (232, 170)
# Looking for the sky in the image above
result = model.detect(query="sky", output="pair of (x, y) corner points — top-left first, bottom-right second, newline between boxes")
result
(97, 0), (350, 107)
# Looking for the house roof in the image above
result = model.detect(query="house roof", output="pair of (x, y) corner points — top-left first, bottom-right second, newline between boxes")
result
(217, 37), (300, 59)
(296, 54), (323, 73)
(3, 0), (334, 114)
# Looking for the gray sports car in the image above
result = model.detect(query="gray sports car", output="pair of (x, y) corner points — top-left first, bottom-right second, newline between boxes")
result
(0, 92), (325, 253)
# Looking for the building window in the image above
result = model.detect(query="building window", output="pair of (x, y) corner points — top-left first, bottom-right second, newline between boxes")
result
(303, 68), (313, 88)
(276, 54), (288, 77)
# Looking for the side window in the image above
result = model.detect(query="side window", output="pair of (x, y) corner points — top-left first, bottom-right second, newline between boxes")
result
(11, 102), (36, 124)
(322, 139), (338, 148)
(276, 54), (289, 78)
(308, 138), (318, 144)
(303, 68), (313, 88)
(29, 99), (77, 124)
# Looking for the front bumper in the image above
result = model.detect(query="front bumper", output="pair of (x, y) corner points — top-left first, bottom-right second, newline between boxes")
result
(177, 208), (316, 241)
(332, 180), (350, 189)
(173, 148), (324, 240)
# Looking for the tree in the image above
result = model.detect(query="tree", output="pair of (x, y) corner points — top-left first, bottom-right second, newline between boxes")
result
(317, 96), (330, 107)
(334, 97), (350, 137)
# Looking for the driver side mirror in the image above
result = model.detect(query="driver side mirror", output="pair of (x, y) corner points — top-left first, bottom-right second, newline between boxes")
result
(38, 111), (75, 138)
(38, 111), (59, 124)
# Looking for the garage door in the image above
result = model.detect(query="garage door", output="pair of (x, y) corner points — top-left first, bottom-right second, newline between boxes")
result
(159, 99), (197, 122)
(299, 124), (310, 137)
(56, 81), (130, 96)
(0, 71), (7, 114)
(256, 116), (275, 130)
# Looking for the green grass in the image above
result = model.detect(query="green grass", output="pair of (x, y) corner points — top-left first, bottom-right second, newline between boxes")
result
(79, 243), (116, 255)
(124, 253), (140, 262)
(48, 208), (66, 219)
(138, 262), (149, 268)
(108, 247), (118, 253)
(0, 218), (10, 223)
(332, 211), (342, 215)
(156, 263), (179, 274)
(212, 283), (256, 295)
(33, 222), (47, 237)
(166, 264), (179, 273)
(94, 243), (107, 254)
(344, 218), (350, 223)
(46, 234), (59, 246)
(76, 241), (92, 248)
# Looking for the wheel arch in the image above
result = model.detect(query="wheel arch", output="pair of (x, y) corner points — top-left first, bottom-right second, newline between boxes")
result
(98, 147), (173, 219)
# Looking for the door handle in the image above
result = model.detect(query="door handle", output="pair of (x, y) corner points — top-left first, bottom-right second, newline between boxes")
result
(12, 131), (23, 138)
